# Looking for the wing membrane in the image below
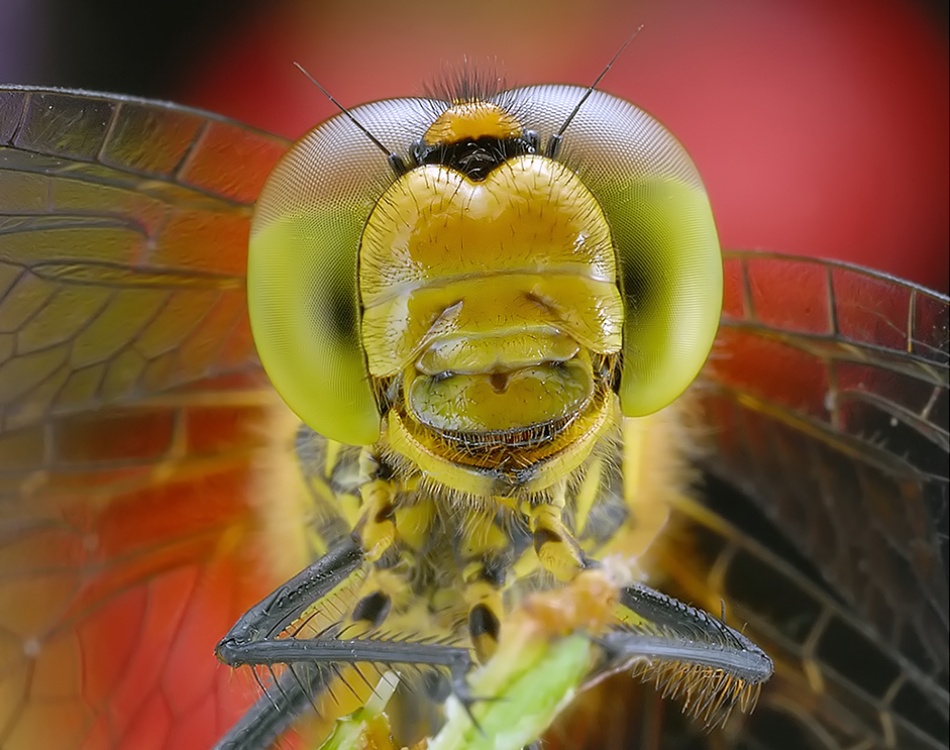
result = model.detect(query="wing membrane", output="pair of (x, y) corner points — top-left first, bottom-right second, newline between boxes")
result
(0, 88), (292, 750)
(676, 251), (949, 748)
(0, 87), (290, 433)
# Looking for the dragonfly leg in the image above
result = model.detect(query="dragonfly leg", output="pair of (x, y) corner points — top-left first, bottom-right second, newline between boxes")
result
(592, 581), (774, 728)
(212, 662), (327, 750)
(457, 490), (600, 663)
(352, 476), (400, 562)
(215, 538), (366, 664)
(527, 497), (593, 580)
(214, 535), (476, 748)
(464, 570), (505, 664)
(214, 467), (492, 750)
(613, 582), (773, 685)
(458, 510), (513, 663)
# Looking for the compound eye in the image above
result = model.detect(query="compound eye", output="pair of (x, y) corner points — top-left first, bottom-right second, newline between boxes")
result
(506, 85), (723, 416)
(605, 144), (722, 417)
(248, 98), (435, 445)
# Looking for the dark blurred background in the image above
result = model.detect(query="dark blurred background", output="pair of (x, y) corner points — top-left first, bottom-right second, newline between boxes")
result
(1, 0), (947, 292)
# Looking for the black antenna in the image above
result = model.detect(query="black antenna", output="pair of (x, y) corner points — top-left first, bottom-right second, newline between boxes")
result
(545, 25), (644, 160)
(293, 62), (407, 176)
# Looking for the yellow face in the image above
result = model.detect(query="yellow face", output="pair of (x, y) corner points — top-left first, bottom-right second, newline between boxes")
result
(247, 88), (722, 496)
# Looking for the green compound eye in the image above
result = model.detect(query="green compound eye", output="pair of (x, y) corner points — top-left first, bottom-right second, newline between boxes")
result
(248, 98), (440, 446)
(502, 85), (723, 417)
(608, 169), (722, 417)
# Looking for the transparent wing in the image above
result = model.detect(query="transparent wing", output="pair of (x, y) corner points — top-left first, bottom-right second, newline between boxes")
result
(674, 251), (949, 750)
(0, 85), (290, 432)
(0, 88), (291, 750)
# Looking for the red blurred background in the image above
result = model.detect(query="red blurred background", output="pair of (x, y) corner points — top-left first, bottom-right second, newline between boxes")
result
(2, 0), (948, 292)
(0, 4), (945, 748)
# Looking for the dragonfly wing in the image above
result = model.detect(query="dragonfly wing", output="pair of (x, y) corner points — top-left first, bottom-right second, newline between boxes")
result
(0, 88), (292, 750)
(676, 251), (948, 749)
(0, 86), (290, 432)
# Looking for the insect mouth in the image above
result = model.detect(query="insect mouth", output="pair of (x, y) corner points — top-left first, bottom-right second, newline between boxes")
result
(406, 353), (595, 433)
(388, 374), (616, 486)
(428, 410), (581, 452)
(392, 345), (618, 472)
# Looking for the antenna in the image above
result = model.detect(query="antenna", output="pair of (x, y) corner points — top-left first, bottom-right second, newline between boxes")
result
(293, 62), (407, 176)
(545, 25), (644, 160)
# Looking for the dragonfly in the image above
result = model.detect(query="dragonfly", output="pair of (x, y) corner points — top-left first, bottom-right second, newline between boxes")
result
(0, 83), (946, 750)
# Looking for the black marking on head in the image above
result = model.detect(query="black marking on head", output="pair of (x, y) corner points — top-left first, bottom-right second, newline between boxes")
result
(489, 372), (509, 393)
(412, 134), (538, 181)
(352, 591), (392, 628)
